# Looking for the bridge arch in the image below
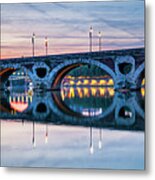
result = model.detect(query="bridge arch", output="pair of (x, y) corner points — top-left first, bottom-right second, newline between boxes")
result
(48, 90), (117, 124)
(49, 59), (116, 88)
(0, 65), (34, 90)
(0, 68), (16, 83)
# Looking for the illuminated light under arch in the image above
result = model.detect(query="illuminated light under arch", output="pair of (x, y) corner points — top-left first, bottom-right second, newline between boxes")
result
(141, 78), (145, 86)
(50, 59), (116, 89)
(141, 87), (145, 97)
(108, 87), (115, 97)
(99, 88), (106, 96)
(10, 102), (28, 113)
(107, 79), (114, 86)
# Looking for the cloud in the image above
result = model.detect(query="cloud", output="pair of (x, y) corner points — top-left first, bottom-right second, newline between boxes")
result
(1, 1), (144, 59)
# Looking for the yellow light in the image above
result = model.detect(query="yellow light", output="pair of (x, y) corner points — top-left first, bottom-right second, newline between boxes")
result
(70, 87), (75, 98)
(142, 78), (145, 86)
(61, 89), (65, 101)
(99, 88), (105, 96)
(107, 79), (114, 86)
(83, 79), (89, 85)
(99, 80), (106, 86)
(91, 79), (97, 86)
(91, 87), (97, 96)
(77, 80), (82, 85)
(108, 88), (115, 97)
(67, 87), (75, 98)
(77, 87), (83, 98)
(69, 80), (75, 85)
(83, 87), (89, 97)
(141, 87), (145, 97)
(66, 75), (72, 79)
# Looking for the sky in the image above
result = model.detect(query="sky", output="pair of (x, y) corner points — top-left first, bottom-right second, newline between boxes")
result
(1, 0), (144, 59)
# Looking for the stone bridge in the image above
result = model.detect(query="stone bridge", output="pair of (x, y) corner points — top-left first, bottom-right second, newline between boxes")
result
(0, 48), (145, 90)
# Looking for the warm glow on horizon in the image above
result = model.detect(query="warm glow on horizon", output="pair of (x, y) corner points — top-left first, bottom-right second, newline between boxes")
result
(1, 1), (144, 59)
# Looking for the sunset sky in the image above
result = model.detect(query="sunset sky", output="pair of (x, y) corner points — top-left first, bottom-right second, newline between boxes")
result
(1, 0), (144, 59)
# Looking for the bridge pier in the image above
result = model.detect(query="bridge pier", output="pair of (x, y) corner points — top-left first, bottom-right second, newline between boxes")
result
(114, 55), (139, 90)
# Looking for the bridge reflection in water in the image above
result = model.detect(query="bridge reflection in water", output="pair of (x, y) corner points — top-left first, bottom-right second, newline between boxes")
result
(0, 86), (145, 169)
(0, 86), (144, 129)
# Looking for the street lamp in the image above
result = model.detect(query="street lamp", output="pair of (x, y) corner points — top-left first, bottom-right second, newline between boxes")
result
(98, 31), (102, 52)
(32, 120), (36, 148)
(32, 33), (35, 57)
(89, 127), (94, 155)
(89, 26), (93, 52)
(45, 36), (48, 56)
(98, 128), (102, 149)
(45, 124), (48, 144)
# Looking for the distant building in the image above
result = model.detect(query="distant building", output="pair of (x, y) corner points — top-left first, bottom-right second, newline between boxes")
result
(8, 69), (32, 91)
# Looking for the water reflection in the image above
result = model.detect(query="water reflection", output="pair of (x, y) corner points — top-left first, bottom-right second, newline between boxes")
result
(0, 80), (145, 169)
(9, 92), (33, 113)
(24, 120), (105, 154)
(0, 86), (145, 130)
(60, 87), (114, 117)
(1, 120), (144, 169)
(61, 87), (114, 100)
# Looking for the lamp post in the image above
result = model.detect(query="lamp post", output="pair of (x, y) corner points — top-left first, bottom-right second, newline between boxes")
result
(45, 124), (48, 144)
(89, 127), (94, 154)
(45, 36), (48, 56)
(89, 26), (93, 52)
(98, 31), (102, 52)
(32, 120), (36, 148)
(98, 128), (102, 149)
(32, 33), (35, 57)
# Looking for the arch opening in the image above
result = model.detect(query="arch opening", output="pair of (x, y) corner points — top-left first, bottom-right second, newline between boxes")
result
(0, 68), (33, 92)
(119, 106), (133, 119)
(51, 62), (115, 89)
(118, 62), (132, 75)
(36, 103), (47, 113)
(51, 62), (115, 118)
(0, 68), (16, 84)
(36, 67), (47, 78)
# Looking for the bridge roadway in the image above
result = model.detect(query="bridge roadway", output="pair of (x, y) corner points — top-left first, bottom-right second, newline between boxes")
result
(0, 48), (145, 90)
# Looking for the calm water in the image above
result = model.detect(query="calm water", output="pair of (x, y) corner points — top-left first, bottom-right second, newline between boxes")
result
(0, 86), (145, 169)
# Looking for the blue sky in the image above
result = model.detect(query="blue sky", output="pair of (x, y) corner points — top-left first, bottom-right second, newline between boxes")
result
(1, 0), (144, 58)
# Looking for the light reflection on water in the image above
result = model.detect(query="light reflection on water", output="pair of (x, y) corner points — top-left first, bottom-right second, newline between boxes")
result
(0, 85), (145, 169)
(61, 87), (115, 100)
(60, 87), (115, 117)
(1, 120), (144, 169)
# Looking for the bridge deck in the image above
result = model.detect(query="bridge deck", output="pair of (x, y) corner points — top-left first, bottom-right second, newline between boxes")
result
(0, 47), (144, 65)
